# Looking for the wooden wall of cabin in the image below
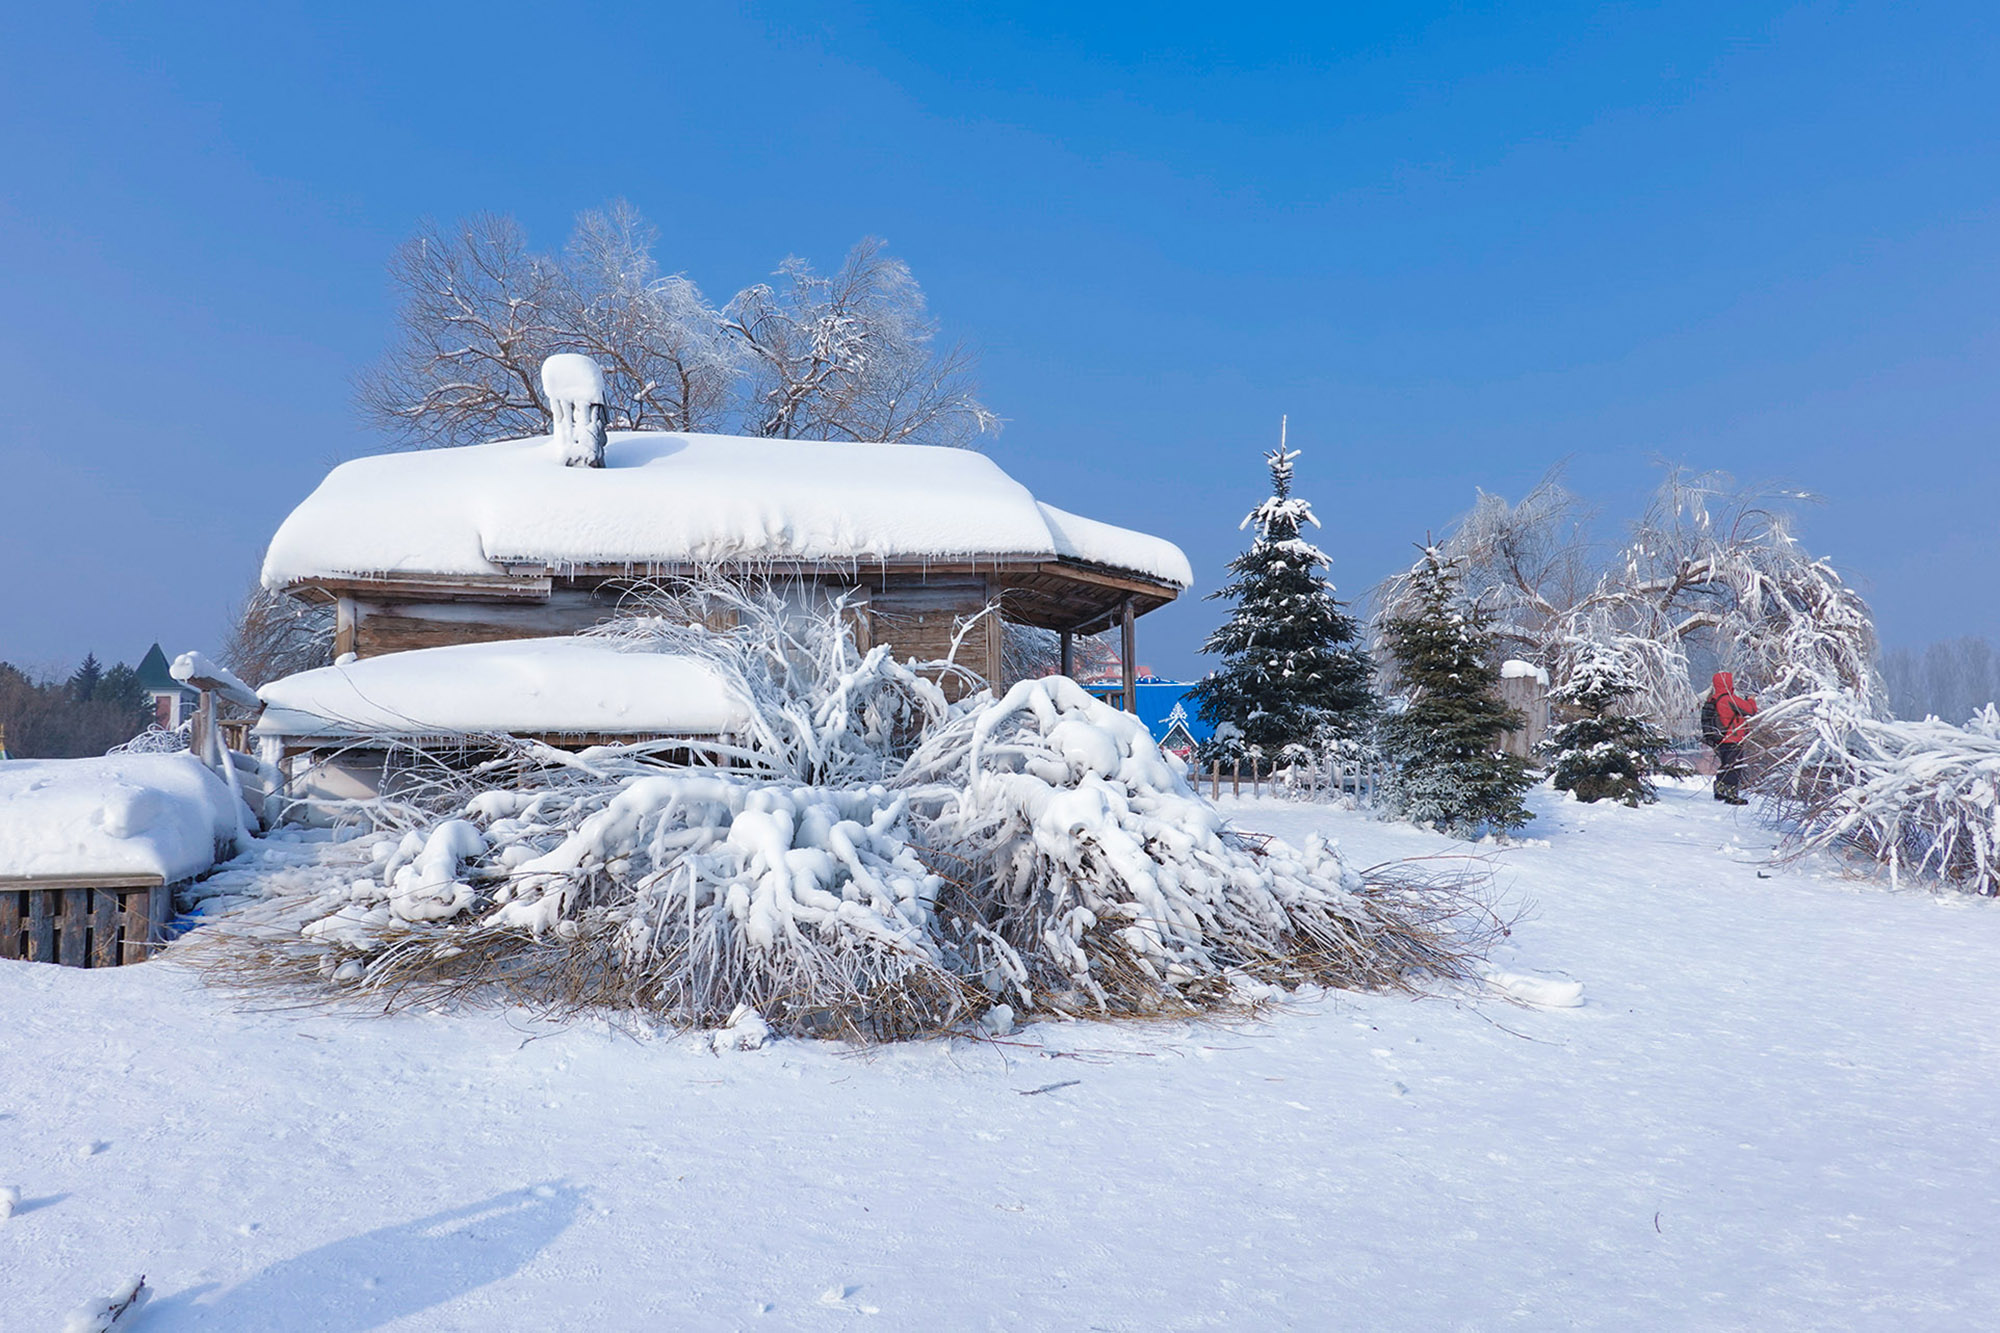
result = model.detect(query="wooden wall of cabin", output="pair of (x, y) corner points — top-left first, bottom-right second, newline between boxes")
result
(865, 577), (1001, 700)
(345, 576), (1005, 697)
(349, 589), (622, 658)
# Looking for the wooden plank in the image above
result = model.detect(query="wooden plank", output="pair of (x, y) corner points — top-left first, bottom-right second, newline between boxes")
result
(59, 888), (89, 967)
(91, 889), (121, 968)
(120, 890), (152, 965)
(0, 873), (165, 891)
(0, 889), (20, 961)
(28, 890), (56, 964)
(149, 884), (173, 955)
(289, 574), (553, 603)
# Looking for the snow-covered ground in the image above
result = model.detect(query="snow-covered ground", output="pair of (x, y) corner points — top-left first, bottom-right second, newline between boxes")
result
(5, 779), (1998, 1329)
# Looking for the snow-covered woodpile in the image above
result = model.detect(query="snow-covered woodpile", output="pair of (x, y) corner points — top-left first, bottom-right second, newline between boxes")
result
(204, 586), (1496, 1038)
(1758, 692), (2000, 896)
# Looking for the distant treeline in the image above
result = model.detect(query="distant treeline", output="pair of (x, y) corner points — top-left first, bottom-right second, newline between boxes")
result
(0, 655), (151, 758)
(1882, 637), (2000, 724)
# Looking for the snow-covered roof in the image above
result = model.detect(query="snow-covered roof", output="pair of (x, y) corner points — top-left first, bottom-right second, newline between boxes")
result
(262, 432), (1192, 591)
(254, 636), (749, 739)
(0, 755), (240, 882)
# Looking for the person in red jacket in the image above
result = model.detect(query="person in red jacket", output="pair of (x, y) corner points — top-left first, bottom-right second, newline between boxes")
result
(1699, 671), (1758, 805)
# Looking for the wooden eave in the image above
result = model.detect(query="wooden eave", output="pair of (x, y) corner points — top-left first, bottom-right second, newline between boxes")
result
(284, 554), (1181, 631)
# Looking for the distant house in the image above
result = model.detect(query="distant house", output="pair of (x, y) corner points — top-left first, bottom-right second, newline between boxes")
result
(1081, 677), (1214, 760)
(251, 401), (1191, 808)
(136, 644), (199, 730)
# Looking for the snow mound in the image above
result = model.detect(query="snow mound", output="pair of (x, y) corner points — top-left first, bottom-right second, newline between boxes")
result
(0, 755), (241, 882)
(1485, 971), (1585, 1008)
(259, 431), (1192, 590)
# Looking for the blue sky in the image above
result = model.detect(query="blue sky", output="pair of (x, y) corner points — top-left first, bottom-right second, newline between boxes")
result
(1, 2), (1994, 679)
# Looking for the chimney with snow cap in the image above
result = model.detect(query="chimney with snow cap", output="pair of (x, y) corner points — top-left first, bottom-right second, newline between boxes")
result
(542, 353), (609, 467)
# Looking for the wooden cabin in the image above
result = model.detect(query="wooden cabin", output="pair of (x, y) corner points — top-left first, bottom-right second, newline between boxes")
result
(253, 424), (1190, 806)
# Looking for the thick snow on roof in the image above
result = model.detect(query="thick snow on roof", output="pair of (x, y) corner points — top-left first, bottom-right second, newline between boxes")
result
(261, 432), (1192, 590)
(255, 636), (749, 739)
(0, 754), (239, 882)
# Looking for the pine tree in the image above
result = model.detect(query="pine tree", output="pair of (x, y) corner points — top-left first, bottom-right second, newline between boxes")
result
(1543, 640), (1679, 806)
(1378, 545), (1534, 835)
(1189, 430), (1376, 764)
(67, 652), (103, 702)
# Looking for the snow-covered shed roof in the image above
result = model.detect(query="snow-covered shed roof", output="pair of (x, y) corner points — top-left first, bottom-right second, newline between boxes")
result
(254, 636), (748, 740)
(0, 755), (240, 883)
(262, 432), (1192, 593)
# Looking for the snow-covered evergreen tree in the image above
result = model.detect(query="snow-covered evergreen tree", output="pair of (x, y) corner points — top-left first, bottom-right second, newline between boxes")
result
(1189, 431), (1375, 763)
(1543, 640), (1679, 806)
(1378, 545), (1533, 835)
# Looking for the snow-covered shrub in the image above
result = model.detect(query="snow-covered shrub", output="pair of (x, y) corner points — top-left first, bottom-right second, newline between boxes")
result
(204, 581), (1497, 1038)
(1377, 546), (1534, 836)
(1758, 692), (2000, 895)
(1543, 640), (1680, 806)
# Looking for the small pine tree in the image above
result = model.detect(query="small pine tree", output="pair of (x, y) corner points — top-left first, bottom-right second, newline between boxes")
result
(1378, 545), (1534, 835)
(1543, 641), (1679, 806)
(1189, 430), (1376, 764)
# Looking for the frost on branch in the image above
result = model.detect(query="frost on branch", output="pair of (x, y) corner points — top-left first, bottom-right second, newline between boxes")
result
(1382, 467), (1883, 736)
(205, 580), (1496, 1039)
(1758, 692), (2000, 896)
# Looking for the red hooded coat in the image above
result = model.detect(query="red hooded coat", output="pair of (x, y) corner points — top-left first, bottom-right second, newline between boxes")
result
(1711, 671), (1758, 744)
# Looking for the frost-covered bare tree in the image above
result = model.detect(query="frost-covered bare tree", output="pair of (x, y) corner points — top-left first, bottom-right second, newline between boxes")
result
(558, 201), (739, 433)
(221, 583), (334, 687)
(360, 213), (994, 450)
(356, 214), (567, 448)
(1380, 465), (1882, 734)
(723, 237), (999, 447)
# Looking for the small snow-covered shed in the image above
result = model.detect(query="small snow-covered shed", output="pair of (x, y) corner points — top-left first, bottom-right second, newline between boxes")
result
(260, 428), (1191, 704)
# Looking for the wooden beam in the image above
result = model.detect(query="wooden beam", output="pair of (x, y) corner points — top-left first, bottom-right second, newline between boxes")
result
(0, 874), (166, 891)
(334, 596), (356, 658)
(1059, 629), (1074, 679)
(292, 574), (554, 604)
(1121, 598), (1137, 714)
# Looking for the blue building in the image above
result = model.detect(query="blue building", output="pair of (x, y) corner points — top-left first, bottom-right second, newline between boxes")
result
(1081, 677), (1212, 759)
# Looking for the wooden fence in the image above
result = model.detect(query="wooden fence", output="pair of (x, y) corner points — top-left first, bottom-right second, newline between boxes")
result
(0, 875), (172, 967)
(1206, 757), (1386, 804)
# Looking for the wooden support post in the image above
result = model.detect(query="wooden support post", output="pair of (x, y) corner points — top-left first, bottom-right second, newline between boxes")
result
(1210, 761), (1219, 801)
(1232, 759), (1241, 798)
(1059, 630), (1074, 680)
(1120, 598), (1137, 714)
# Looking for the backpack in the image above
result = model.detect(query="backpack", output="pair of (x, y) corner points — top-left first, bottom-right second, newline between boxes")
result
(1699, 697), (1722, 747)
